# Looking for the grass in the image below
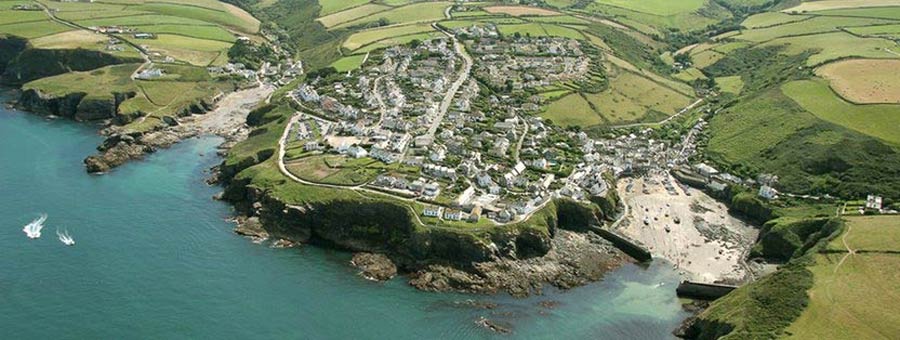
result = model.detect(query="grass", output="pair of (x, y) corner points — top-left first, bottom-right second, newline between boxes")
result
(342, 23), (435, 51)
(846, 23), (900, 39)
(29, 30), (107, 49)
(591, 0), (707, 16)
(352, 31), (442, 53)
(706, 86), (900, 198)
(716, 75), (744, 94)
(673, 67), (707, 82)
(128, 2), (259, 33)
(782, 0), (900, 13)
(816, 59), (900, 104)
(318, 0), (370, 16)
(741, 12), (809, 28)
(0, 19), (72, 39)
(784, 216), (900, 339)
(75, 14), (212, 27)
(585, 69), (692, 124)
(138, 34), (233, 66)
(330, 54), (366, 71)
(331, 2), (450, 29)
(22, 62), (229, 132)
(734, 16), (895, 42)
(285, 155), (382, 186)
(827, 215), (900, 252)
(482, 5), (560, 16)
(542, 93), (605, 127)
(128, 24), (236, 42)
(811, 6), (900, 20)
(579, 0), (727, 33)
(781, 79), (900, 145)
(706, 88), (817, 171)
(762, 31), (900, 66)
(316, 3), (390, 28)
(690, 49), (726, 69)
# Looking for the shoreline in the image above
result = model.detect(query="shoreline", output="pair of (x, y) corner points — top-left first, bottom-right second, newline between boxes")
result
(615, 173), (760, 285)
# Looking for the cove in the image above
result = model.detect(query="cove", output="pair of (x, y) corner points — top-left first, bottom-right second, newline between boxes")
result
(0, 94), (689, 339)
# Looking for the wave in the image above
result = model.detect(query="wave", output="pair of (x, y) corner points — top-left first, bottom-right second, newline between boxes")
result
(22, 214), (47, 239)
(56, 228), (75, 246)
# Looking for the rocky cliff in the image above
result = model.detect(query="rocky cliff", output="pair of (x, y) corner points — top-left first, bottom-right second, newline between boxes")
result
(1, 47), (141, 86)
(219, 158), (626, 296)
(17, 88), (136, 121)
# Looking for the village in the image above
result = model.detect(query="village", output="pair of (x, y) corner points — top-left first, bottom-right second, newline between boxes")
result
(276, 28), (707, 226)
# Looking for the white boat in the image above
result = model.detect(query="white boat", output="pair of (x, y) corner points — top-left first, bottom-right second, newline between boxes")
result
(23, 214), (47, 239)
(57, 228), (75, 246)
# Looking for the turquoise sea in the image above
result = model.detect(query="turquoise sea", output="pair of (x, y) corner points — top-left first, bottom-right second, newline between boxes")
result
(0, 93), (689, 339)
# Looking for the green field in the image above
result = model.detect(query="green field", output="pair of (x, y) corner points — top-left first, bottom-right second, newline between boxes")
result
(23, 63), (229, 132)
(286, 155), (382, 186)
(741, 12), (809, 28)
(810, 5), (900, 20)
(781, 79), (900, 145)
(579, 0), (728, 33)
(342, 23), (435, 51)
(317, 3), (390, 28)
(673, 67), (707, 82)
(734, 16), (895, 42)
(318, 0), (370, 16)
(762, 32), (900, 66)
(784, 216), (900, 339)
(542, 66), (692, 127)
(330, 54), (366, 71)
(0, 0), (260, 66)
(716, 75), (743, 94)
(592, 0), (707, 16)
(352, 31), (443, 53)
(331, 2), (450, 29)
(846, 23), (900, 39)
(542, 93), (605, 127)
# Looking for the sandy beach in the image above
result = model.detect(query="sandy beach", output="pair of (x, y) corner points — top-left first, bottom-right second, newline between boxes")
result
(615, 173), (758, 284)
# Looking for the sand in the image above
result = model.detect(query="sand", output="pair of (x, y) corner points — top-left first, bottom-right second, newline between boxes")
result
(615, 173), (758, 284)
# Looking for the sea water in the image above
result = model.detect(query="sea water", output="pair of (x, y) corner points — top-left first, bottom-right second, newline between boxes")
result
(0, 93), (689, 339)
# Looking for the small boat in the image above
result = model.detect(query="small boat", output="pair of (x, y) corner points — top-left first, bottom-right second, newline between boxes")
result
(23, 214), (47, 239)
(57, 228), (75, 246)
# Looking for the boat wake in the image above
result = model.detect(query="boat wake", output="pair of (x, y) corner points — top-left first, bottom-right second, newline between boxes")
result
(56, 228), (75, 246)
(22, 214), (47, 239)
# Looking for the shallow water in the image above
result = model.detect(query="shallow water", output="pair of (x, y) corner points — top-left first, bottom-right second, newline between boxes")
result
(0, 97), (689, 339)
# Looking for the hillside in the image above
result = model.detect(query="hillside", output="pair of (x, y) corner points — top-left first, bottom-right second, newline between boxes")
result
(0, 0), (263, 133)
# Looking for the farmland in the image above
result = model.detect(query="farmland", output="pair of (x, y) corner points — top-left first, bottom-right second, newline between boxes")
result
(576, 0), (729, 33)
(542, 93), (605, 127)
(483, 5), (559, 16)
(784, 216), (900, 339)
(330, 2), (451, 29)
(1, 0), (261, 67)
(543, 68), (693, 126)
(816, 59), (900, 104)
(781, 79), (900, 145)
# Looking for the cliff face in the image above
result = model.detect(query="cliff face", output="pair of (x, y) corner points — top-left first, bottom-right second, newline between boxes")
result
(0, 35), (28, 75)
(17, 88), (137, 121)
(223, 182), (560, 269)
(1, 48), (141, 86)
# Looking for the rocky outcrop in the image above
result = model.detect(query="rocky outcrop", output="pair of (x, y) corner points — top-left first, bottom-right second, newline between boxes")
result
(409, 230), (627, 297)
(351, 253), (398, 281)
(84, 128), (188, 173)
